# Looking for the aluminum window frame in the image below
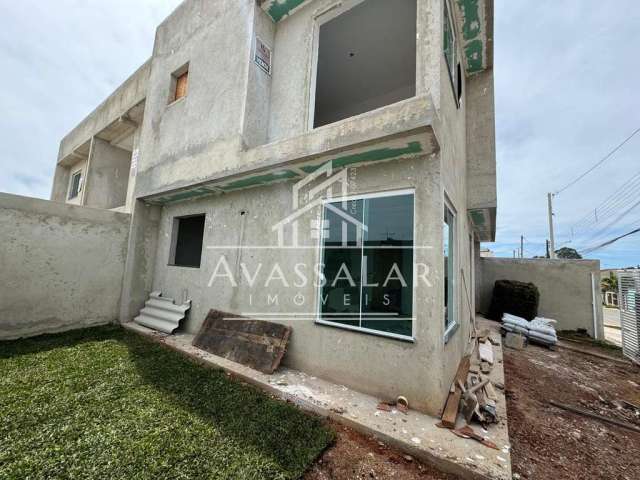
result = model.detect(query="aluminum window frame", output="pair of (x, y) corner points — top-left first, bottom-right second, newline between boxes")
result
(67, 169), (83, 200)
(443, 196), (459, 343)
(315, 188), (417, 343)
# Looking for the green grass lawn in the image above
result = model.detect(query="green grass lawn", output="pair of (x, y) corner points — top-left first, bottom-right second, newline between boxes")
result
(0, 326), (334, 479)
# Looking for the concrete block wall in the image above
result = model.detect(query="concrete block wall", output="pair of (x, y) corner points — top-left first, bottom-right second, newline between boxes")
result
(478, 258), (604, 339)
(0, 193), (131, 340)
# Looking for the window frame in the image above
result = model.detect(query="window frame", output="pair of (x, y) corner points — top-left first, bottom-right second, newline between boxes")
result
(443, 0), (461, 108)
(315, 188), (416, 342)
(168, 62), (190, 106)
(168, 213), (206, 269)
(443, 197), (459, 342)
(67, 169), (83, 200)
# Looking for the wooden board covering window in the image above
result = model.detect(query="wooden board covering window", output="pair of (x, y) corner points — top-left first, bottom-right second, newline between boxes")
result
(174, 71), (188, 101)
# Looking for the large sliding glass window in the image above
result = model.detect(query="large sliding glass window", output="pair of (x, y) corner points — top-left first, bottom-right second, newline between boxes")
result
(444, 203), (456, 331)
(319, 191), (414, 339)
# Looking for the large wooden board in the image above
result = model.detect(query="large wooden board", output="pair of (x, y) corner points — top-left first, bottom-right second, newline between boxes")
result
(440, 355), (471, 429)
(192, 310), (291, 374)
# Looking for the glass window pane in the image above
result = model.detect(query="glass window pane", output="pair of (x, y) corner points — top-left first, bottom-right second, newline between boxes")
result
(320, 199), (364, 327)
(361, 194), (413, 336)
(444, 206), (455, 329)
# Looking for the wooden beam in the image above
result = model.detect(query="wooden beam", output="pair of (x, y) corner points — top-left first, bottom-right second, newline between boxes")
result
(440, 355), (471, 429)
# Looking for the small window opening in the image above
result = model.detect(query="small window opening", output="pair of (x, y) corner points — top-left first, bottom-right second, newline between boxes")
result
(312, 0), (417, 128)
(68, 170), (82, 200)
(170, 63), (189, 104)
(169, 214), (205, 268)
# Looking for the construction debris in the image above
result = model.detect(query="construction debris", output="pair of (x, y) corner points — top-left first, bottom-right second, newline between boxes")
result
(502, 313), (558, 347)
(440, 334), (500, 433)
(549, 400), (640, 434)
(192, 310), (291, 374)
(451, 425), (500, 450)
(504, 332), (527, 350)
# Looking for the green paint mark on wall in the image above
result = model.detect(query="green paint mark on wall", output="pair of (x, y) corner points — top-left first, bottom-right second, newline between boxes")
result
(219, 170), (299, 191)
(470, 209), (486, 227)
(464, 40), (483, 73)
(300, 142), (424, 173)
(264, 0), (308, 22)
(456, 0), (486, 74)
(456, 0), (481, 41)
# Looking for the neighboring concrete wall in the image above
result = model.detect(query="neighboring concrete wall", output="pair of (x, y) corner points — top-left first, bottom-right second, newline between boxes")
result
(0, 193), (131, 340)
(478, 258), (604, 338)
(84, 138), (132, 210)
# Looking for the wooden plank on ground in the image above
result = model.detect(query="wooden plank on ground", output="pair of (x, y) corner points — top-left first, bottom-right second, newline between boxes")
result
(440, 355), (471, 429)
(192, 310), (291, 374)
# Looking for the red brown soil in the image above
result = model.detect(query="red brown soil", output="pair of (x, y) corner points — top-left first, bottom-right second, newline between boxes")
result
(504, 343), (640, 480)
(305, 421), (460, 480)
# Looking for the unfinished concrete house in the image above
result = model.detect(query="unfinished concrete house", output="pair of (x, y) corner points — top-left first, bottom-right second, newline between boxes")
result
(44, 0), (496, 416)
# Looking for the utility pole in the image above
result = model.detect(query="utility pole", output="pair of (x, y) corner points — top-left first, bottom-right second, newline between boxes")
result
(547, 193), (556, 259)
(520, 235), (524, 258)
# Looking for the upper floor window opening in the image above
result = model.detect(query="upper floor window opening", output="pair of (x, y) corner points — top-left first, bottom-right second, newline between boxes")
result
(311, 0), (417, 129)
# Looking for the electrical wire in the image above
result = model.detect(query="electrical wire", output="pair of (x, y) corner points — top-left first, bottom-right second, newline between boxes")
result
(574, 198), (640, 250)
(580, 226), (640, 255)
(554, 127), (640, 195)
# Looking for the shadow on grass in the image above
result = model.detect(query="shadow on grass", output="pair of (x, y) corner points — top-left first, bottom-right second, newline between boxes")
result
(1, 325), (334, 477)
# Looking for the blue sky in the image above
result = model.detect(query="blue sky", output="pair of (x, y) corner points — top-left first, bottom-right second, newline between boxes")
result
(0, 0), (638, 269)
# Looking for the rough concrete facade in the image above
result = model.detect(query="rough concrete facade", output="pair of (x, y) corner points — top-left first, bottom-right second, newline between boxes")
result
(44, 0), (496, 415)
(0, 193), (131, 340)
(478, 258), (604, 339)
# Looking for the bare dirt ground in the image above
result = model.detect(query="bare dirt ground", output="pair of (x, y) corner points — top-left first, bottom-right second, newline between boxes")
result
(305, 422), (459, 480)
(504, 343), (640, 480)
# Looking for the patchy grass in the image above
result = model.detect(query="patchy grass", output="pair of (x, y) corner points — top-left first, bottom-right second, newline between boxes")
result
(558, 330), (623, 354)
(0, 326), (334, 479)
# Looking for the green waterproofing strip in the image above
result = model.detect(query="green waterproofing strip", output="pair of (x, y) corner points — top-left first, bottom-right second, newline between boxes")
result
(219, 170), (299, 191)
(264, 0), (308, 22)
(456, 0), (485, 74)
(300, 141), (424, 173)
(470, 209), (486, 227)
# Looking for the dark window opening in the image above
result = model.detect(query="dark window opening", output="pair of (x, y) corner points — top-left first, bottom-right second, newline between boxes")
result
(68, 171), (82, 200)
(170, 215), (205, 268)
(313, 0), (417, 128)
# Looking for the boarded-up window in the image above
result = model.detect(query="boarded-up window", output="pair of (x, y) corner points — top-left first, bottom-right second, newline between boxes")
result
(174, 71), (188, 101)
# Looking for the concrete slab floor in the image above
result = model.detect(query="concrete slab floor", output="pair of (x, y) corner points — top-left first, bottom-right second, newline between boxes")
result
(123, 318), (512, 480)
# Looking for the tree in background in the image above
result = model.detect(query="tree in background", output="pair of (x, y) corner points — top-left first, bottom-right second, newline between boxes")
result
(601, 271), (618, 294)
(555, 247), (582, 259)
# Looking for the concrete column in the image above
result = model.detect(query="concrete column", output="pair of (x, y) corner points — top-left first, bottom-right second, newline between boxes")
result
(85, 137), (132, 210)
(118, 200), (162, 323)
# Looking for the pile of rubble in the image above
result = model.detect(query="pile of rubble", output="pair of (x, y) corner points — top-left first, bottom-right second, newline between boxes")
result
(438, 329), (503, 449)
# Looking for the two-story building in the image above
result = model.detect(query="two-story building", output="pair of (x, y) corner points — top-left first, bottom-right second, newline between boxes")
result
(50, 0), (496, 416)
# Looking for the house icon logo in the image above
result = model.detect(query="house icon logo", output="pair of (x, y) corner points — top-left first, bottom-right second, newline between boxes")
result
(271, 161), (367, 247)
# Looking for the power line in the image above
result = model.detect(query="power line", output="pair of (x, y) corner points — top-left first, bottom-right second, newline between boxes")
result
(575, 198), (640, 250)
(568, 167), (640, 243)
(554, 126), (640, 195)
(580, 226), (640, 255)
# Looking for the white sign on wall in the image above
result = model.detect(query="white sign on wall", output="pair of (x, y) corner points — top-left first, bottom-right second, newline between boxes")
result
(254, 36), (272, 75)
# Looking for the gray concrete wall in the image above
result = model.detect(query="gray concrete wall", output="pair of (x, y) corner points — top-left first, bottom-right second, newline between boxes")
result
(58, 61), (150, 162)
(140, 156), (451, 415)
(0, 193), (131, 340)
(84, 138), (132, 210)
(478, 258), (604, 338)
